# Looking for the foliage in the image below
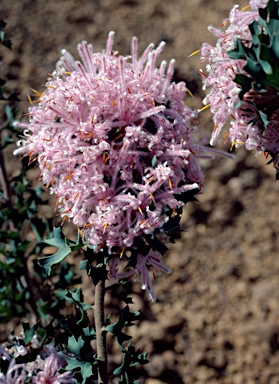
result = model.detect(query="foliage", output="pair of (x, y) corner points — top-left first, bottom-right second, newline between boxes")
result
(227, 0), (279, 177)
(228, 0), (279, 94)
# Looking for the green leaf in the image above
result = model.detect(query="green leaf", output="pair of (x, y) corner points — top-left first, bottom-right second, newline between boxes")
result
(83, 326), (96, 338)
(227, 39), (246, 60)
(63, 355), (95, 384)
(79, 259), (88, 270)
(260, 59), (273, 75)
(67, 335), (85, 357)
(38, 227), (83, 275)
(113, 344), (148, 376)
(22, 322), (35, 344)
(105, 305), (140, 349)
(64, 288), (92, 325)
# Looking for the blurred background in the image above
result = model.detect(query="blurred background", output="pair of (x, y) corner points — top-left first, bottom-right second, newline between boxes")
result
(1, 0), (279, 383)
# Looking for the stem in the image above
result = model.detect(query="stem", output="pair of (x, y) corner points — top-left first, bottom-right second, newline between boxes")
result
(21, 253), (41, 322)
(95, 276), (108, 384)
(0, 148), (15, 231)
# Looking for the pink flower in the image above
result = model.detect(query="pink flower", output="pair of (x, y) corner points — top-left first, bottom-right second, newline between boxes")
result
(201, 0), (279, 172)
(36, 353), (76, 384)
(0, 348), (76, 384)
(249, 0), (269, 9)
(14, 32), (212, 298)
(200, 0), (269, 148)
(109, 250), (171, 301)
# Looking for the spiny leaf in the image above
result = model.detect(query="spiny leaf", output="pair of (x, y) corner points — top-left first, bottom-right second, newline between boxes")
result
(105, 305), (140, 349)
(64, 288), (92, 325)
(63, 355), (95, 384)
(67, 335), (85, 357)
(113, 344), (148, 376)
(38, 227), (83, 275)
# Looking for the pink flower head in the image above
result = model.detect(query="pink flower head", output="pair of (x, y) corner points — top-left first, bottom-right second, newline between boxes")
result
(0, 347), (76, 384)
(36, 353), (76, 384)
(200, 0), (268, 148)
(15, 32), (206, 251)
(14, 32), (214, 298)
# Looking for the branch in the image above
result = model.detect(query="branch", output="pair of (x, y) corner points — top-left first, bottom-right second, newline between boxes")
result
(94, 275), (108, 384)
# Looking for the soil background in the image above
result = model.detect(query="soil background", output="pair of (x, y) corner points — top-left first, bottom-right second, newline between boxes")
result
(1, 0), (279, 383)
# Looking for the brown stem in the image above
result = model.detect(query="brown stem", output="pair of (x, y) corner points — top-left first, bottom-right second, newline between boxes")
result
(0, 149), (15, 231)
(94, 276), (108, 384)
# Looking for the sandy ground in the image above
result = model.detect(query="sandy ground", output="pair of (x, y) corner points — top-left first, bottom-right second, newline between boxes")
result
(1, 0), (279, 383)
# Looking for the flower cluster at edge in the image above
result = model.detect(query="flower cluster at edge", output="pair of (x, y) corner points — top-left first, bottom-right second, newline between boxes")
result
(14, 32), (214, 300)
(0, 337), (76, 384)
(200, 0), (279, 165)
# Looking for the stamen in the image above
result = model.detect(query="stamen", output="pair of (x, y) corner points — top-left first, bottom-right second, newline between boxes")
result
(84, 223), (93, 228)
(168, 178), (172, 189)
(61, 216), (68, 225)
(198, 104), (210, 113)
(187, 88), (194, 97)
(198, 69), (207, 77)
(113, 133), (124, 141)
(86, 132), (94, 140)
(188, 49), (201, 58)
(103, 222), (108, 233)
(63, 171), (74, 181)
(149, 193), (155, 201)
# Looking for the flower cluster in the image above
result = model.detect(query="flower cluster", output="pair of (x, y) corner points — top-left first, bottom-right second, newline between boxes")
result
(200, 0), (272, 151)
(14, 32), (211, 298)
(109, 250), (172, 301)
(0, 343), (75, 384)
